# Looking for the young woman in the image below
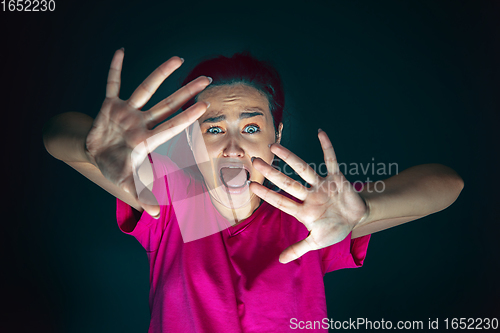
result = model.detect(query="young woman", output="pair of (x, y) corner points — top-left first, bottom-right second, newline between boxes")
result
(43, 48), (464, 332)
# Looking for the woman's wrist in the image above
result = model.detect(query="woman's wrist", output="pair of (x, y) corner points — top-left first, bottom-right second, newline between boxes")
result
(43, 112), (96, 164)
(84, 139), (98, 166)
(357, 195), (371, 227)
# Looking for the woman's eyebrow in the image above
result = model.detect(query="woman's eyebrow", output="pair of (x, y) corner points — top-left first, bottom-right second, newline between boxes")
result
(240, 111), (264, 120)
(202, 110), (265, 123)
(202, 115), (225, 123)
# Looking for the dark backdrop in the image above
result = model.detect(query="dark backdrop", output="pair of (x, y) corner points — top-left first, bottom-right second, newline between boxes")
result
(2, 1), (499, 332)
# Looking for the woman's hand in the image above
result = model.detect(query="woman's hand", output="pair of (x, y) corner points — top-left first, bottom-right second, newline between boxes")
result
(250, 130), (368, 263)
(85, 48), (212, 217)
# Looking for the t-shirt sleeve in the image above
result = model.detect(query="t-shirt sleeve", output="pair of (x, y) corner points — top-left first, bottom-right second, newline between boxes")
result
(115, 152), (190, 252)
(320, 231), (371, 274)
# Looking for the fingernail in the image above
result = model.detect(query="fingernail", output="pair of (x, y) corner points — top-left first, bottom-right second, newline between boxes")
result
(207, 76), (213, 84)
(251, 156), (255, 162)
(318, 128), (323, 133)
(179, 57), (184, 63)
(268, 143), (273, 148)
(119, 47), (124, 52)
(205, 101), (210, 109)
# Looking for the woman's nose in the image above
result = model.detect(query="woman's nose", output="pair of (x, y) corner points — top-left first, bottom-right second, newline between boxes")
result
(222, 138), (245, 158)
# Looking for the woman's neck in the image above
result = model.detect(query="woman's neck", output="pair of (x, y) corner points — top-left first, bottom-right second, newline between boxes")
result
(209, 194), (262, 226)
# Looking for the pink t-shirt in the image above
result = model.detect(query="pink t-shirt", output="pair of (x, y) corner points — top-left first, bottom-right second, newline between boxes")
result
(116, 153), (370, 332)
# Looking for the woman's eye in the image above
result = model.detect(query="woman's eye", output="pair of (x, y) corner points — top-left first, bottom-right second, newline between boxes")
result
(207, 127), (223, 134)
(243, 125), (260, 134)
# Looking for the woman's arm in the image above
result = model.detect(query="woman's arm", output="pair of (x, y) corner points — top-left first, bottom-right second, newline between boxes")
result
(43, 111), (145, 212)
(42, 48), (212, 217)
(250, 131), (464, 263)
(352, 163), (464, 238)
(43, 111), (93, 163)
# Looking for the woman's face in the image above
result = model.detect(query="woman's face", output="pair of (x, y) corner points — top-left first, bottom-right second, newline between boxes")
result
(189, 83), (279, 210)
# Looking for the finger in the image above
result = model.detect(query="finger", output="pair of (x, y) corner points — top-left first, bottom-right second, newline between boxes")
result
(121, 176), (161, 219)
(269, 143), (321, 186)
(249, 182), (301, 217)
(147, 101), (209, 151)
(251, 157), (309, 201)
(127, 56), (184, 110)
(279, 236), (315, 264)
(318, 129), (339, 175)
(106, 48), (124, 98)
(336, 170), (351, 192)
(145, 75), (212, 128)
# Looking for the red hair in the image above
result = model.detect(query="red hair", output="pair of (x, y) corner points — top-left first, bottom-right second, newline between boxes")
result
(181, 51), (285, 128)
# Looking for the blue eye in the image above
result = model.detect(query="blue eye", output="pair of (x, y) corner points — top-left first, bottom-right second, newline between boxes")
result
(207, 127), (223, 134)
(243, 125), (260, 134)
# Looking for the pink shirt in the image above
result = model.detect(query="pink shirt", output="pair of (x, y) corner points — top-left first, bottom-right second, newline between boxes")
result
(116, 153), (370, 332)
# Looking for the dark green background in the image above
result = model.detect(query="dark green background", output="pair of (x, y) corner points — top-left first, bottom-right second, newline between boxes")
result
(2, 0), (499, 332)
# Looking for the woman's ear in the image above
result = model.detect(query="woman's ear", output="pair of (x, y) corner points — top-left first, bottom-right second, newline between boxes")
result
(276, 122), (283, 144)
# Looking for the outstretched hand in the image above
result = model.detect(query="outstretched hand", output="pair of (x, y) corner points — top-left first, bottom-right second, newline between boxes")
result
(85, 48), (212, 218)
(250, 130), (368, 263)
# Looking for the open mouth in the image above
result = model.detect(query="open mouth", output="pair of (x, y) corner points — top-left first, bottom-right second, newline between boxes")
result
(219, 165), (251, 189)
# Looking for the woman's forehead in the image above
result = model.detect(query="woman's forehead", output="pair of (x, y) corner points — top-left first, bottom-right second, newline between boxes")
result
(197, 83), (272, 120)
